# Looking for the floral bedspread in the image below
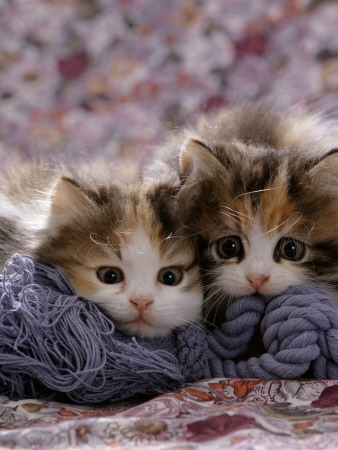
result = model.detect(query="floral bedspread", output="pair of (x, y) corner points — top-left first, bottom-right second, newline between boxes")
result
(0, 379), (337, 449)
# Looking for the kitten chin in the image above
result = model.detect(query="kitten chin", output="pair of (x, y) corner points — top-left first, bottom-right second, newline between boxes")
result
(0, 163), (203, 338)
(155, 104), (338, 326)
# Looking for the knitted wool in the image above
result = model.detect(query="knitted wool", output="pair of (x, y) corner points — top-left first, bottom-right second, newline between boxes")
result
(0, 254), (337, 403)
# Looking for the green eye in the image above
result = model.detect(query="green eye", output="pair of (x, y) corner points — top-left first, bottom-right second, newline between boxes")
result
(216, 236), (243, 259)
(275, 238), (306, 261)
(97, 267), (124, 284)
(157, 267), (183, 286)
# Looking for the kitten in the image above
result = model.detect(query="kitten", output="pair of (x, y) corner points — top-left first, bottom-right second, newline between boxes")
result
(149, 105), (338, 325)
(0, 162), (202, 338)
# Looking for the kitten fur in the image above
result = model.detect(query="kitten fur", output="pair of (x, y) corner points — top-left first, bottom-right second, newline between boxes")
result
(148, 104), (338, 325)
(0, 161), (202, 338)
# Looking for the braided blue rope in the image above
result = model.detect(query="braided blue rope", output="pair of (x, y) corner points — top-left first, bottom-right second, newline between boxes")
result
(207, 286), (338, 379)
(0, 254), (337, 403)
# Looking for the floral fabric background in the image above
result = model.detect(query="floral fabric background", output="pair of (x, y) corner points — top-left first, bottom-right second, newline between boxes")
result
(0, 0), (338, 166)
(1, 0), (338, 448)
(1, 379), (338, 449)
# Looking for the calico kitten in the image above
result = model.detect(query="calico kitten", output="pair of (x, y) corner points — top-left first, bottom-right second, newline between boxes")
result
(0, 162), (202, 338)
(149, 105), (338, 324)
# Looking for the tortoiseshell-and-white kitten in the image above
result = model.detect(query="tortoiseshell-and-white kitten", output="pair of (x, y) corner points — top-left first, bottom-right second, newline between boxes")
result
(0, 162), (202, 337)
(148, 105), (338, 325)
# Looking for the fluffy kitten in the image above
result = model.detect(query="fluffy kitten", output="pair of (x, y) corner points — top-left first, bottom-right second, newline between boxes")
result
(149, 105), (338, 324)
(0, 162), (202, 338)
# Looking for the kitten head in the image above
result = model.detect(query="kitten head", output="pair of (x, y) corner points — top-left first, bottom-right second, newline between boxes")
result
(178, 137), (338, 322)
(33, 174), (202, 338)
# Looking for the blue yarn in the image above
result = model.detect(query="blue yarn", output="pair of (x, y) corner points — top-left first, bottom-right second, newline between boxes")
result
(0, 254), (337, 403)
(0, 254), (208, 403)
(207, 286), (338, 379)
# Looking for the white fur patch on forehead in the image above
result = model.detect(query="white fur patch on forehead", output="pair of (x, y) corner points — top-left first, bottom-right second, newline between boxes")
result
(241, 219), (278, 275)
(119, 226), (195, 279)
(119, 226), (162, 291)
(121, 226), (160, 265)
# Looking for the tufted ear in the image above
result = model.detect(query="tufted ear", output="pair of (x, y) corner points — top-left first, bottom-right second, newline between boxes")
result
(179, 138), (225, 192)
(49, 176), (94, 219)
(174, 138), (227, 218)
(307, 149), (338, 195)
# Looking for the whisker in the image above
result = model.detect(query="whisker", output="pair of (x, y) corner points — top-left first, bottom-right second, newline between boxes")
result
(284, 215), (304, 235)
(260, 217), (292, 236)
(90, 233), (114, 246)
(234, 186), (285, 200)
(220, 204), (253, 220)
(219, 205), (252, 223)
(219, 210), (242, 226)
(203, 286), (225, 321)
(202, 281), (222, 293)
(73, 240), (95, 263)
(183, 319), (212, 336)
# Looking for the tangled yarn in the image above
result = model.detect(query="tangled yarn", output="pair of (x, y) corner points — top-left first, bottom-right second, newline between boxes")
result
(0, 254), (208, 403)
(0, 254), (337, 403)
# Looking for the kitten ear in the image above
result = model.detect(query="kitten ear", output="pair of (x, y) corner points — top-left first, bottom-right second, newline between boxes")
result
(179, 137), (225, 188)
(50, 176), (93, 218)
(307, 149), (338, 193)
(175, 138), (226, 214)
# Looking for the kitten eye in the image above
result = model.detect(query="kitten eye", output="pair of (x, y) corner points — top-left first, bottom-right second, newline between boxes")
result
(275, 238), (305, 261)
(157, 267), (183, 286)
(216, 236), (243, 259)
(97, 267), (124, 284)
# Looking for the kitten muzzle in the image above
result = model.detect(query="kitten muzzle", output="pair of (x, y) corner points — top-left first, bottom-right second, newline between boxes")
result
(246, 274), (270, 292)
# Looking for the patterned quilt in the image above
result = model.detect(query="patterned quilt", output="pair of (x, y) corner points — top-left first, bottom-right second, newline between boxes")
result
(0, 379), (338, 449)
(0, 1), (338, 448)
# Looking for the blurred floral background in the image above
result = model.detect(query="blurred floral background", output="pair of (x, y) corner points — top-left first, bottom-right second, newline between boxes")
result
(0, 0), (337, 164)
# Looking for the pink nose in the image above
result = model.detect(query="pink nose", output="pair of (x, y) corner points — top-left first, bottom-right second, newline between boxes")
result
(130, 297), (154, 313)
(246, 274), (269, 292)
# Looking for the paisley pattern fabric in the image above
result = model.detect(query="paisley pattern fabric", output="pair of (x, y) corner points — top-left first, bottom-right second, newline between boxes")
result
(0, 379), (338, 448)
(1, 1), (338, 448)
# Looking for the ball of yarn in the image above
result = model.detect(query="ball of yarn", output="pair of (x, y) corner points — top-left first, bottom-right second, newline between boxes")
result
(262, 286), (338, 379)
(0, 254), (208, 403)
(206, 286), (338, 379)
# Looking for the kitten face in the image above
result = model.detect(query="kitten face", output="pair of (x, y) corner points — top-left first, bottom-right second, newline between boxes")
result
(208, 218), (310, 299)
(177, 134), (338, 323)
(34, 177), (202, 338)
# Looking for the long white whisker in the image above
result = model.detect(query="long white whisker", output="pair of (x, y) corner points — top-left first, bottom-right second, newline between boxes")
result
(206, 298), (225, 327)
(203, 287), (225, 320)
(219, 210), (242, 226)
(182, 319), (212, 335)
(220, 205), (253, 221)
(261, 217), (292, 236)
(73, 240), (95, 263)
(89, 233), (114, 246)
(234, 186), (285, 200)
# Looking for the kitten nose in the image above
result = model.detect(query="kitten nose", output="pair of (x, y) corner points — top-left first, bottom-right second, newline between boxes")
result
(130, 297), (154, 313)
(246, 274), (269, 292)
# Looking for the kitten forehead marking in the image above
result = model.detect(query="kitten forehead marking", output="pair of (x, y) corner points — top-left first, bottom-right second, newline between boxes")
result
(241, 219), (281, 277)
